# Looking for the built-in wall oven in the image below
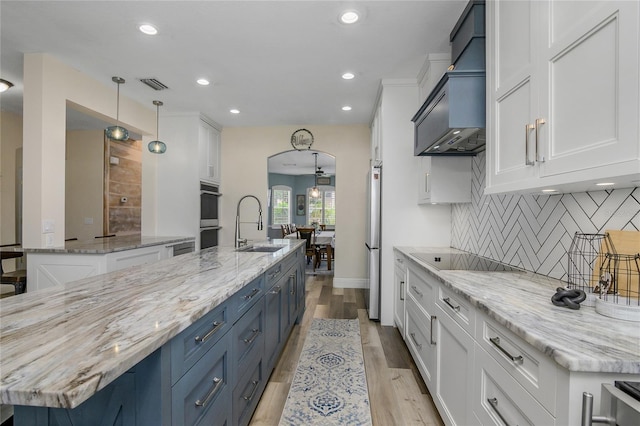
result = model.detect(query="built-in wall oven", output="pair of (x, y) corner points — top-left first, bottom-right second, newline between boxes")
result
(200, 182), (221, 250)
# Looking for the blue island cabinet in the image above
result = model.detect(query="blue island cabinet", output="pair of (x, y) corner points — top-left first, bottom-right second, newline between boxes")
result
(13, 247), (305, 426)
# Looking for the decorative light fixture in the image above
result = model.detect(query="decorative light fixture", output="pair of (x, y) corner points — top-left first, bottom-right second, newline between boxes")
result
(148, 100), (167, 154)
(311, 153), (320, 198)
(105, 77), (129, 141)
(0, 79), (14, 93)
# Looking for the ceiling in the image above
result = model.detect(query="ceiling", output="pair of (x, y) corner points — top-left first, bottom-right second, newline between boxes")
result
(268, 150), (335, 176)
(0, 1), (467, 130)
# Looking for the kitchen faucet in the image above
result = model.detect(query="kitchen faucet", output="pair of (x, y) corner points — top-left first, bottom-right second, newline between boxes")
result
(235, 195), (263, 248)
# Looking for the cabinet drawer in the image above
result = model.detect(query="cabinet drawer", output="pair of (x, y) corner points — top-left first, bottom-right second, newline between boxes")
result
(474, 344), (555, 426)
(266, 261), (286, 288)
(405, 297), (436, 387)
(232, 357), (265, 426)
(232, 298), (265, 380)
(172, 332), (231, 426)
(476, 313), (557, 414)
(436, 284), (475, 336)
(232, 275), (264, 323)
(170, 301), (231, 385)
(407, 263), (436, 315)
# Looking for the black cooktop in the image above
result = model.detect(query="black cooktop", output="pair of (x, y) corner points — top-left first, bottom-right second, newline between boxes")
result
(410, 252), (523, 272)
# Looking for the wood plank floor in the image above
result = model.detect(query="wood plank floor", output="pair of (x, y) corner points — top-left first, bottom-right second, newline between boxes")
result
(250, 274), (444, 426)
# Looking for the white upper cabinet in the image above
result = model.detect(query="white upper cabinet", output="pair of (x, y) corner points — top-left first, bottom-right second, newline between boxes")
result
(486, 0), (640, 194)
(198, 119), (221, 184)
(370, 106), (382, 164)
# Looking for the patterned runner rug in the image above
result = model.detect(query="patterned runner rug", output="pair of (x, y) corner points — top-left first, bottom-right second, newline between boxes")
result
(279, 319), (372, 426)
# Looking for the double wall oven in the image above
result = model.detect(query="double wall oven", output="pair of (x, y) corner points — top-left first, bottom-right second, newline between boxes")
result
(200, 182), (221, 250)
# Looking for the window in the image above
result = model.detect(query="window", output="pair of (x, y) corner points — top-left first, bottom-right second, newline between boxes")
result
(271, 185), (292, 226)
(307, 186), (335, 225)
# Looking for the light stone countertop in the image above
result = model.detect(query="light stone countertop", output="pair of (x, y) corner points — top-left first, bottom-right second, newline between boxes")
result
(21, 235), (195, 254)
(0, 239), (304, 409)
(395, 246), (640, 374)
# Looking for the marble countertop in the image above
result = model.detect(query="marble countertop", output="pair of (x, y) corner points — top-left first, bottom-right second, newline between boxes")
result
(0, 239), (304, 409)
(21, 235), (195, 254)
(395, 246), (640, 374)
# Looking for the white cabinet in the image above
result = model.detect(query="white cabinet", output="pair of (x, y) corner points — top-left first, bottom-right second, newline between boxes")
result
(199, 119), (221, 184)
(370, 107), (382, 163)
(393, 252), (407, 337)
(433, 299), (475, 426)
(418, 156), (472, 204)
(486, 0), (640, 194)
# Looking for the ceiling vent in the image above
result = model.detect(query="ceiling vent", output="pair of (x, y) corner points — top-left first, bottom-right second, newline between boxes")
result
(138, 78), (169, 91)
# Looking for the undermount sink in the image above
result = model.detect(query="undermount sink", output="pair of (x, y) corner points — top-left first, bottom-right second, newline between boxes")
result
(236, 245), (284, 253)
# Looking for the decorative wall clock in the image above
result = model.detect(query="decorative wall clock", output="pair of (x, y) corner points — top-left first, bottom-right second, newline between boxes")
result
(290, 128), (314, 150)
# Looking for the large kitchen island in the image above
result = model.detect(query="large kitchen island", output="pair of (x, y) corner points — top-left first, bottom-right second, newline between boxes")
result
(0, 239), (306, 426)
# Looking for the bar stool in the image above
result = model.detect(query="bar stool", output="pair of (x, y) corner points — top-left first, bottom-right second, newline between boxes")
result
(1, 244), (27, 295)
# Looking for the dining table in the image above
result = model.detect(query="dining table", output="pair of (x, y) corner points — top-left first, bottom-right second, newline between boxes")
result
(285, 230), (335, 270)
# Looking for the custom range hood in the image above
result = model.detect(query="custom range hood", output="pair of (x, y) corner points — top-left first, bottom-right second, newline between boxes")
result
(413, 0), (486, 156)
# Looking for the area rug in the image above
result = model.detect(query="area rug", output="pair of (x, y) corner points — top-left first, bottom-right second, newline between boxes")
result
(279, 319), (372, 426)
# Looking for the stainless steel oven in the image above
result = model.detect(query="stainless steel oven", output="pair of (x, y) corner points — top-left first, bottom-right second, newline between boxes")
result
(582, 382), (640, 425)
(200, 182), (221, 249)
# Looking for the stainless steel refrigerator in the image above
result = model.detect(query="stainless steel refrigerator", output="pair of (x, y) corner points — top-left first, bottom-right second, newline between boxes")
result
(365, 164), (381, 320)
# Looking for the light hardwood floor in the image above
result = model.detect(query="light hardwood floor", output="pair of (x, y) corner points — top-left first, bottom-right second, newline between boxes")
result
(250, 273), (445, 426)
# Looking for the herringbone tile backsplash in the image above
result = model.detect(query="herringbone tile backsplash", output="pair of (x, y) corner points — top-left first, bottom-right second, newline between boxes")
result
(451, 153), (640, 281)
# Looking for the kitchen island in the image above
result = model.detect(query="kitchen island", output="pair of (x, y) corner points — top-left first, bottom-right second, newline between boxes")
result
(1, 239), (305, 425)
(24, 235), (196, 292)
(394, 246), (640, 425)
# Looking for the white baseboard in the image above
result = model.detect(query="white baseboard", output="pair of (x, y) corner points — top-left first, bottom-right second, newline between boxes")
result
(333, 277), (368, 289)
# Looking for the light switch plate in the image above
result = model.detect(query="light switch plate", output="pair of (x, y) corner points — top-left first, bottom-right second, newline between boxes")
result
(42, 219), (55, 233)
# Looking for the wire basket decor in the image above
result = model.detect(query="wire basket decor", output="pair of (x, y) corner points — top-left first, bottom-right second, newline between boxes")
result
(566, 232), (616, 301)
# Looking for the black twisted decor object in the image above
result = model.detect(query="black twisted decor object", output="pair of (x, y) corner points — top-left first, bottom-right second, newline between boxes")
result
(551, 287), (587, 310)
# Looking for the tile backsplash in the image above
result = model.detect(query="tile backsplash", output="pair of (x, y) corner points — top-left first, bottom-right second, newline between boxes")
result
(451, 152), (640, 281)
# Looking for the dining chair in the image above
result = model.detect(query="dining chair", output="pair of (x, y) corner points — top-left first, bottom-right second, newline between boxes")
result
(281, 225), (287, 238)
(1, 243), (27, 295)
(296, 228), (317, 268)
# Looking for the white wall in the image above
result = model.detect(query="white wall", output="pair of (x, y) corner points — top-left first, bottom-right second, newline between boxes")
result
(65, 130), (103, 240)
(0, 110), (23, 246)
(378, 80), (452, 326)
(221, 125), (370, 283)
(22, 53), (155, 247)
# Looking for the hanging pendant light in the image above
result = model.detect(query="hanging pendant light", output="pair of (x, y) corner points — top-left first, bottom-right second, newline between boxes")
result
(311, 152), (320, 198)
(105, 76), (129, 141)
(148, 100), (167, 154)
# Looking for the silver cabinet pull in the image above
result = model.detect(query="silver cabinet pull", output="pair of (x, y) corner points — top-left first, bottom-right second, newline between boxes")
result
(269, 285), (281, 294)
(535, 118), (545, 162)
(430, 316), (437, 345)
(409, 332), (423, 350)
(487, 398), (511, 426)
(400, 281), (405, 301)
(489, 336), (523, 364)
(289, 274), (296, 294)
(243, 380), (260, 401)
(525, 124), (535, 166)
(268, 267), (281, 279)
(580, 392), (615, 426)
(242, 288), (260, 300)
(243, 328), (260, 345)
(411, 285), (423, 298)
(195, 321), (224, 343)
(195, 377), (222, 407)
(443, 297), (460, 312)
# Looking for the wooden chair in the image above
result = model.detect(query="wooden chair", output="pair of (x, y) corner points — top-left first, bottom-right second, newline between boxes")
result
(296, 228), (317, 268)
(1, 243), (27, 295)
(281, 225), (287, 238)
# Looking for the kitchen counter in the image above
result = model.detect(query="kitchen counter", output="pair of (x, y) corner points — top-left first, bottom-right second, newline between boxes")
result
(21, 235), (194, 254)
(395, 247), (640, 374)
(0, 239), (304, 409)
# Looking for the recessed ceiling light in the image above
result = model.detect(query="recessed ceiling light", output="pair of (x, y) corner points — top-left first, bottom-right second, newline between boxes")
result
(196, 78), (210, 86)
(230, 109), (240, 114)
(139, 24), (158, 35)
(596, 182), (615, 186)
(541, 189), (557, 193)
(340, 10), (359, 24)
(342, 72), (355, 80)
(342, 106), (352, 111)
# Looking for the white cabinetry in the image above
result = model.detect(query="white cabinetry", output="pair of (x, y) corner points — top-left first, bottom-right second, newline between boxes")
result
(393, 252), (407, 337)
(199, 119), (221, 184)
(370, 107), (382, 164)
(417, 156), (472, 204)
(486, 0), (640, 194)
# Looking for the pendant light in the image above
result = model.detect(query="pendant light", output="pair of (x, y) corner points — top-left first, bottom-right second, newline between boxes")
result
(310, 153), (320, 198)
(0, 79), (14, 92)
(148, 100), (167, 154)
(105, 77), (129, 141)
